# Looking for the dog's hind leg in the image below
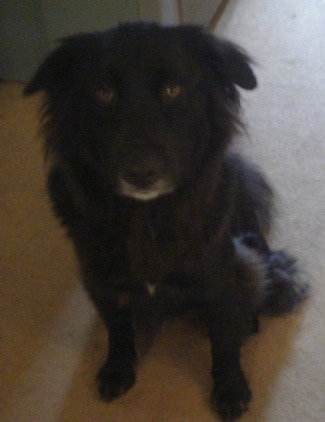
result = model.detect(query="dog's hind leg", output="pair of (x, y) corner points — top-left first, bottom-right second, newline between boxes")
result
(228, 153), (274, 241)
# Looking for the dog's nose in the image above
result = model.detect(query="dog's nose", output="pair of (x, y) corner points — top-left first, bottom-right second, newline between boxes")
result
(121, 156), (164, 189)
(123, 168), (160, 188)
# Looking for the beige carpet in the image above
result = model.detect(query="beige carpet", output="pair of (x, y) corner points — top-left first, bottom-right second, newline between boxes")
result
(0, 0), (324, 420)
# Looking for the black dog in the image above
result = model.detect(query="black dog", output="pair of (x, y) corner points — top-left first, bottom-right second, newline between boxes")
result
(25, 22), (308, 420)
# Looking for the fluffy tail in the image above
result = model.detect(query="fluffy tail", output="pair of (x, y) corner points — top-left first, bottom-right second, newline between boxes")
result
(262, 250), (309, 315)
(229, 155), (309, 315)
(238, 232), (309, 316)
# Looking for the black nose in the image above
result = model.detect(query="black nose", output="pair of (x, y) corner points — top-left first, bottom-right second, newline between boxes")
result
(121, 153), (166, 189)
(123, 167), (160, 188)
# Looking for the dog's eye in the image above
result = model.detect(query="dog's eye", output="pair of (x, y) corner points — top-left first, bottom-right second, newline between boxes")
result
(95, 86), (117, 104)
(162, 84), (183, 101)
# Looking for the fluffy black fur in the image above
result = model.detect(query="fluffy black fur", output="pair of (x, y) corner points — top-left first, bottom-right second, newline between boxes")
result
(25, 22), (308, 420)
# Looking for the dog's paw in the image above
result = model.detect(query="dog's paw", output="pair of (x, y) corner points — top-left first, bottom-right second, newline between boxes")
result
(97, 363), (136, 402)
(211, 382), (252, 421)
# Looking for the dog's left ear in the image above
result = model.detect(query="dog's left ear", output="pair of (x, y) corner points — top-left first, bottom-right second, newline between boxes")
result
(177, 26), (257, 100)
(208, 37), (257, 90)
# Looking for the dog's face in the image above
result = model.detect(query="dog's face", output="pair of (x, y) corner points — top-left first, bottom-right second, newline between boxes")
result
(26, 23), (256, 201)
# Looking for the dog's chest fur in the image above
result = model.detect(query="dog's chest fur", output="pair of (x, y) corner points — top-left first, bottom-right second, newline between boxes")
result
(120, 203), (208, 301)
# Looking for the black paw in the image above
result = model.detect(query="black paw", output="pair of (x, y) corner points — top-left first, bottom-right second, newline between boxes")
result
(97, 363), (136, 402)
(211, 383), (252, 421)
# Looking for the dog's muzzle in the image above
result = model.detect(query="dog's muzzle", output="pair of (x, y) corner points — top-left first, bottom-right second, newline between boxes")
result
(118, 154), (175, 201)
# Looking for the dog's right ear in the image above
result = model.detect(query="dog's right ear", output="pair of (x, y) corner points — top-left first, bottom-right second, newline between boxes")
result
(24, 33), (100, 96)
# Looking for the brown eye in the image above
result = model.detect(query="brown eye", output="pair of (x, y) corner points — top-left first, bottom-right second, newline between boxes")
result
(162, 84), (183, 100)
(95, 86), (116, 104)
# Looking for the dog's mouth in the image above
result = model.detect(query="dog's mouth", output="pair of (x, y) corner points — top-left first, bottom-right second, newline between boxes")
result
(118, 177), (175, 201)
(116, 151), (177, 201)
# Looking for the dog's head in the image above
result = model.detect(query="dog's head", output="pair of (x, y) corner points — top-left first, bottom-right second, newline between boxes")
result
(25, 23), (256, 201)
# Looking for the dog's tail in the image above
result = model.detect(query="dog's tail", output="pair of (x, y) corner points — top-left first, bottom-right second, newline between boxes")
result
(261, 249), (309, 315)
(237, 233), (309, 315)
(229, 155), (309, 315)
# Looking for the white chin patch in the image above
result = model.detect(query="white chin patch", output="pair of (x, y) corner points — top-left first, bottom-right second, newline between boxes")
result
(146, 283), (156, 296)
(119, 178), (175, 201)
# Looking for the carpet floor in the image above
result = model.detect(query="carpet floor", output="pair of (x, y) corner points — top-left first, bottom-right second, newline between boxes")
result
(0, 0), (324, 420)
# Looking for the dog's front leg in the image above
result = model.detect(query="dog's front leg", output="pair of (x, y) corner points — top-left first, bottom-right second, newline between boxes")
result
(74, 234), (138, 401)
(91, 294), (137, 402)
(203, 270), (253, 421)
(203, 303), (252, 421)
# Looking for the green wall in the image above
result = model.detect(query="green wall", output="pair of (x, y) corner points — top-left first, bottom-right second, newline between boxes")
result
(0, 0), (138, 81)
